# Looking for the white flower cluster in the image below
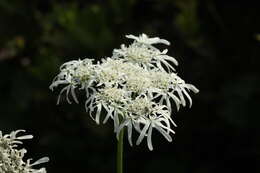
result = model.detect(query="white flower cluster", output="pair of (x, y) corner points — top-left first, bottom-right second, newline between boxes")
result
(50, 33), (199, 150)
(0, 130), (49, 173)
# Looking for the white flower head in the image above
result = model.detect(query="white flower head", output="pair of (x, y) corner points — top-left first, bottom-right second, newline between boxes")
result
(117, 96), (176, 151)
(0, 130), (49, 173)
(95, 58), (127, 86)
(50, 33), (199, 150)
(126, 33), (170, 45)
(49, 58), (96, 104)
(113, 34), (178, 72)
(124, 68), (151, 94)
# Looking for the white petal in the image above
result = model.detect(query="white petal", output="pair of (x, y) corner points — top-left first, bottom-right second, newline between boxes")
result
(159, 58), (176, 72)
(57, 86), (69, 105)
(103, 106), (114, 124)
(176, 87), (186, 107)
(127, 122), (133, 146)
(154, 125), (172, 142)
(49, 80), (69, 90)
(133, 120), (142, 133)
(126, 34), (138, 40)
(165, 96), (172, 113)
(11, 130), (26, 139)
(181, 87), (192, 108)
(187, 84), (199, 93)
(95, 103), (102, 124)
(116, 119), (130, 139)
(17, 135), (33, 140)
(30, 157), (49, 166)
(160, 55), (178, 66)
(157, 120), (176, 133)
(66, 85), (72, 104)
(147, 124), (153, 151)
(168, 92), (180, 111)
(114, 112), (119, 132)
(136, 122), (150, 145)
(70, 86), (79, 104)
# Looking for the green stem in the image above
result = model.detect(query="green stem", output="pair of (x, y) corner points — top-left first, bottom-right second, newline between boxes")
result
(117, 128), (124, 173)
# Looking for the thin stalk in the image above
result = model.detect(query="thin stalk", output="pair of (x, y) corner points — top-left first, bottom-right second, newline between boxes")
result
(117, 128), (124, 173)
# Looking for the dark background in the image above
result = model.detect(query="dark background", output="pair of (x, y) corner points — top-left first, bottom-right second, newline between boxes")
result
(0, 0), (259, 172)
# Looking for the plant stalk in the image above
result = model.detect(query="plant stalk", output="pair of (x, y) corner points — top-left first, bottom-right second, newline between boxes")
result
(117, 128), (124, 173)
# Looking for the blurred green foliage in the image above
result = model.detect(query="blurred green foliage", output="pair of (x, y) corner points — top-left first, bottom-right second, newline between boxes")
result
(0, 0), (259, 173)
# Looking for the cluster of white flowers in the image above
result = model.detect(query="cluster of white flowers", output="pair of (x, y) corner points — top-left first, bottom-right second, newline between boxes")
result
(50, 33), (199, 150)
(0, 130), (49, 173)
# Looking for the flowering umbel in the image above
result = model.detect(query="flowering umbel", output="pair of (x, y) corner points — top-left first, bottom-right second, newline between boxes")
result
(50, 33), (199, 150)
(0, 130), (49, 173)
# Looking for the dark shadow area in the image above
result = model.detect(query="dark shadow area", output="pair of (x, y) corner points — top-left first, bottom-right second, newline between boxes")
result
(0, 0), (259, 172)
